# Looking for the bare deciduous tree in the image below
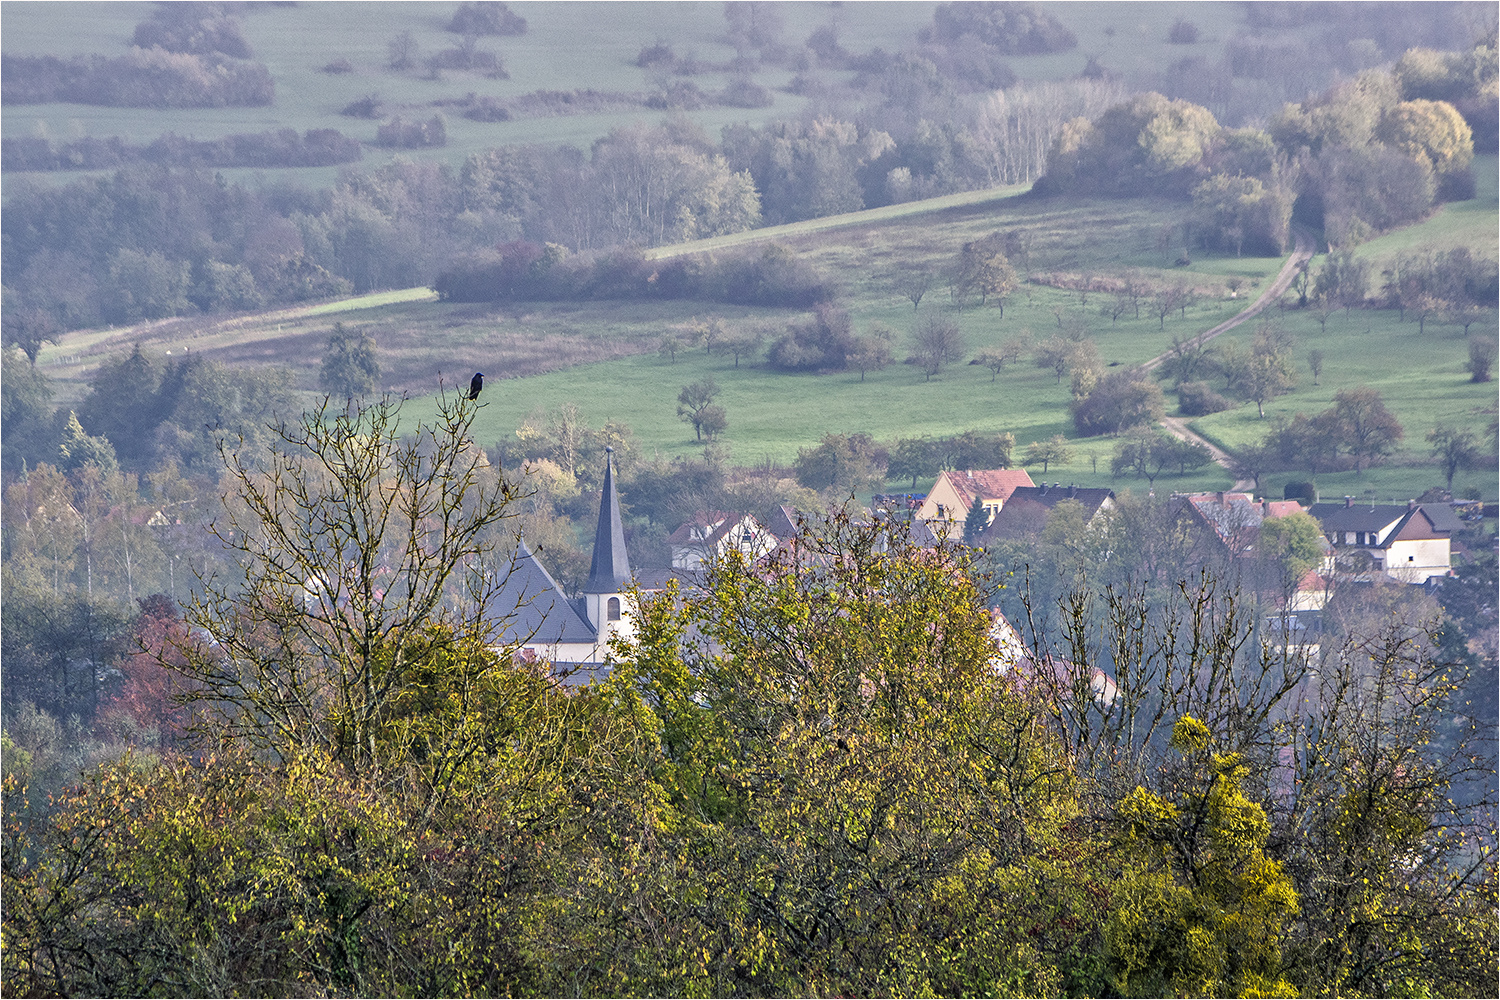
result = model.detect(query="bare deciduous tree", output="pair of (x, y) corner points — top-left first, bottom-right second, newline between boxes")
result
(180, 390), (524, 786)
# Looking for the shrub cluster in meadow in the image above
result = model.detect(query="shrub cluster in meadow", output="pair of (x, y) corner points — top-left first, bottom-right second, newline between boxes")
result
(1, 49), (273, 108)
(434, 241), (835, 311)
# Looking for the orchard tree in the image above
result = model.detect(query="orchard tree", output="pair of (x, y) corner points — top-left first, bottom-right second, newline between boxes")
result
(793, 432), (888, 494)
(1024, 434), (1071, 474)
(676, 376), (723, 441)
(848, 335), (893, 382)
(896, 267), (932, 310)
(318, 322), (381, 397)
(1467, 335), (1496, 382)
(1332, 386), (1404, 474)
(2, 307), (59, 366)
(888, 435), (940, 489)
(971, 347), (1009, 381)
(719, 327), (762, 368)
(1240, 344), (1295, 418)
(1306, 348), (1324, 385)
(1427, 424), (1480, 490)
(912, 313), (965, 380)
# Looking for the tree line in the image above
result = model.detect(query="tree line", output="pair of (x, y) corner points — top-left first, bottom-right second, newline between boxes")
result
(2, 128), (364, 173)
(2, 2), (269, 108)
(1, 50), (272, 108)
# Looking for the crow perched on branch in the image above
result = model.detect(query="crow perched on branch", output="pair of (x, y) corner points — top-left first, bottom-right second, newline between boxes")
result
(467, 372), (484, 400)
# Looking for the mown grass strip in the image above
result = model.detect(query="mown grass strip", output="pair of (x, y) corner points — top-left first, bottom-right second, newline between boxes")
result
(644, 183), (1034, 260)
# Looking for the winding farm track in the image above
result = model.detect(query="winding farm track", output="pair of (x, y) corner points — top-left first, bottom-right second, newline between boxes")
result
(1148, 228), (1317, 491)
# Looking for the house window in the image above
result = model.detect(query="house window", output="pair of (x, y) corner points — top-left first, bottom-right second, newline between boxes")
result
(607, 597), (621, 621)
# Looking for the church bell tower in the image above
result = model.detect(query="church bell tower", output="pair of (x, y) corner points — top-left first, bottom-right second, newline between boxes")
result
(581, 446), (635, 649)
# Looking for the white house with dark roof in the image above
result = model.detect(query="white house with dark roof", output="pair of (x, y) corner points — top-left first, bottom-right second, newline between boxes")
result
(492, 447), (636, 677)
(1306, 498), (1460, 584)
(667, 510), (779, 570)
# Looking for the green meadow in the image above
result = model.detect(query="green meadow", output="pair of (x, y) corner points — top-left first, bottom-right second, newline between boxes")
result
(42, 161), (1496, 499)
(11, 0), (1495, 500)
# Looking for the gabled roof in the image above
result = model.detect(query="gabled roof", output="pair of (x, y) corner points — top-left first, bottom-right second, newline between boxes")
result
(979, 485), (1114, 543)
(1003, 484), (1113, 515)
(493, 538), (597, 645)
(1184, 492), (1265, 551)
(1309, 502), (1455, 538)
(583, 447), (631, 593)
(765, 504), (800, 540)
(1182, 497), (1314, 560)
(1262, 499), (1305, 518)
(666, 510), (736, 547)
(935, 468), (1036, 513)
(1424, 503), (1465, 533)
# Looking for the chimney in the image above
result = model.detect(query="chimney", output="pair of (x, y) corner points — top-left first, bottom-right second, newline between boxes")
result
(1344, 496), (1354, 508)
(1262, 500), (1270, 516)
(1217, 490), (1226, 505)
(1067, 484), (1076, 497)
(1408, 498), (1417, 509)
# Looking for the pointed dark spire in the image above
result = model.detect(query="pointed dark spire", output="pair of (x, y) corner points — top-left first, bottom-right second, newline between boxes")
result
(583, 447), (631, 593)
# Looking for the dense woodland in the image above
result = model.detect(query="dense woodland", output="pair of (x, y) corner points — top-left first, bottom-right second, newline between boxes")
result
(3, 3), (1499, 997)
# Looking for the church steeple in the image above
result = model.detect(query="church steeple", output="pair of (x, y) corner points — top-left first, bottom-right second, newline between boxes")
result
(583, 447), (631, 594)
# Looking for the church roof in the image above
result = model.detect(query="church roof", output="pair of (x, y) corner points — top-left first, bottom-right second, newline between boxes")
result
(493, 538), (596, 645)
(583, 447), (632, 594)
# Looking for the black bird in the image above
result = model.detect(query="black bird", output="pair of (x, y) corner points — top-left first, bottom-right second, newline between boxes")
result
(467, 372), (484, 400)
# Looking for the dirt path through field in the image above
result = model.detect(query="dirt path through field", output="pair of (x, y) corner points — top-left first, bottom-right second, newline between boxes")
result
(1150, 228), (1316, 491)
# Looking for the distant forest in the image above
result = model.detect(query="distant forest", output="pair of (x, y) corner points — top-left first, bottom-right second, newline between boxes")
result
(3, 1), (1495, 342)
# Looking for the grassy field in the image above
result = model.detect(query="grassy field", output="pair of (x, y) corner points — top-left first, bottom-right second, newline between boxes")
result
(1189, 303), (1497, 502)
(41, 194), (1270, 487)
(44, 166), (1496, 499)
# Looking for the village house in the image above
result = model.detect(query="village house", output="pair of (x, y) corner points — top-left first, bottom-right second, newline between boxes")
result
(916, 468), (1036, 539)
(977, 483), (1115, 544)
(667, 510), (779, 570)
(1306, 497), (1461, 584)
(1176, 491), (1330, 610)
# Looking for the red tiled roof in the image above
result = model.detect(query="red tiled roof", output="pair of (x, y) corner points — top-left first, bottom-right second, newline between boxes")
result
(1261, 500), (1304, 518)
(939, 468), (1036, 511)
